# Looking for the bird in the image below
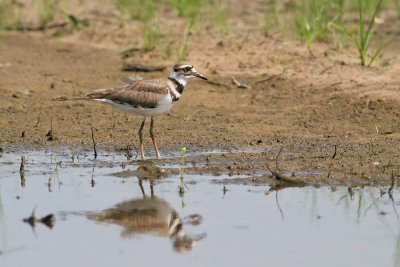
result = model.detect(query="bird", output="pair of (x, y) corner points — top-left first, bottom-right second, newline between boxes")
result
(58, 64), (207, 159)
(86, 169), (204, 253)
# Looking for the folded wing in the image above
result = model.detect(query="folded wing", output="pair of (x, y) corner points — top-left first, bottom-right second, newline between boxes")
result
(86, 79), (169, 109)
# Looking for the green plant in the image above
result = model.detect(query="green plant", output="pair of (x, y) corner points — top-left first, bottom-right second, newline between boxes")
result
(295, 0), (344, 49)
(162, 40), (174, 59)
(261, 0), (284, 36)
(394, 0), (400, 18)
(117, 0), (158, 22)
(329, 0), (385, 66)
(177, 24), (190, 61)
(62, 10), (85, 30)
(0, 1), (20, 30)
(140, 23), (160, 51)
(40, 0), (58, 26)
(171, 0), (204, 27)
(210, 2), (230, 36)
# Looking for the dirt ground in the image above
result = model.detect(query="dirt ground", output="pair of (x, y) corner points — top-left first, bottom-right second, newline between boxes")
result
(1, 1), (400, 186)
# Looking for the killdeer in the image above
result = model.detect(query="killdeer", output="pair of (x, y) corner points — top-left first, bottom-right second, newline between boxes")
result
(60, 64), (207, 159)
(89, 197), (183, 238)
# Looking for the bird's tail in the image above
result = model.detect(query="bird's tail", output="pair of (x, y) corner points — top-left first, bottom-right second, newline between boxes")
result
(52, 95), (90, 101)
(53, 88), (111, 101)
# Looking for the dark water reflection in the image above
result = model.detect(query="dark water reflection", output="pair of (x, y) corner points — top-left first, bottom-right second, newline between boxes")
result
(0, 148), (399, 267)
(87, 195), (204, 253)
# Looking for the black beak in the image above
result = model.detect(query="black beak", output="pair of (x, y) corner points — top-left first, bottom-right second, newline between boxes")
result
(194, 72), (207, 80)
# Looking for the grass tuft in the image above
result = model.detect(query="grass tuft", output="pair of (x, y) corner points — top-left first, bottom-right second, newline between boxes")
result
(329, 0), (386, 66)
(40, 0), (59, 26)
(140, 22), (160, 51)
(294, 0), (344, 49)
(177, 23), (190, 61)
(0, 1), (20, 30)
(171, 0), (205, 27)
(117, 0), (159, 23)
(210, 1), (230, 36)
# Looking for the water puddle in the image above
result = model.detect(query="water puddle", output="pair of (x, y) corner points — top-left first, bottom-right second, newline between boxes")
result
(0, 147), (399, 266)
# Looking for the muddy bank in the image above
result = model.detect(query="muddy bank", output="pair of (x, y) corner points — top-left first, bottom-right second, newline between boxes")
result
(1, 32), (400, 185)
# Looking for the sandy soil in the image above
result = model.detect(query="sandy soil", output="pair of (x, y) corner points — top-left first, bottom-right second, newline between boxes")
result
(1, 1), (400, 186)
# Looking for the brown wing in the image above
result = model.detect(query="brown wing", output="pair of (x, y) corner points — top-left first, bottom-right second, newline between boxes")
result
(86, 79), (169, 109)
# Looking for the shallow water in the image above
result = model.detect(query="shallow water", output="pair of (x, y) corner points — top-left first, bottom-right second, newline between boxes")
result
(0, 147), (399, 267)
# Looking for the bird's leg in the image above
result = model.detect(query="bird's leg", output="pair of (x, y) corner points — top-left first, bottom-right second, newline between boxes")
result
(149, 117), (161, 159)
(138, 118), (146, 159)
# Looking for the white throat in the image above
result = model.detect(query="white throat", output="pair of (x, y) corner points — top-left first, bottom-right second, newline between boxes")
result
(169, 71), (189, 87)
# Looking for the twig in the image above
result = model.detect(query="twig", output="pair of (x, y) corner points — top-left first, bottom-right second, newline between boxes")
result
(266, 148), (306, 187)
(126, 145), (132, 161)
(389, 171), (397, 200)
(231, 77), (251, 89)
(34, 113), (41, 127)
(46, 118), (54, 141)
(275, 147), (283, 170)
(275, 191), (284, 220)
(273, 133), (281, 143)
(20, 156), (26, 188)
(321, 81), (342, 91)
(255, 69), (286, 84)
(8, 21), (68, 31)
(91, 127), (97, 159)
(206, 80), (230, 89)
(331, 145), (337, 159)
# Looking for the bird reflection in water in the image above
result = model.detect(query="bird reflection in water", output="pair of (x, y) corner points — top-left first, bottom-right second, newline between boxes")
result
(88, 161), (204, 253)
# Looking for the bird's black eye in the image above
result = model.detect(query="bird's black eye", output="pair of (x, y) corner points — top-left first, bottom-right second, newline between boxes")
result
(184, 67), (191, 72)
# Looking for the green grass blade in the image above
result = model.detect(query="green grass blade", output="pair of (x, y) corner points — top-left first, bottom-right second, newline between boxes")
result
(329, 22), (361, 51)
(368, 39), (391, 67)
(358, 0), (365, 50)
(365, 0), (384, 45)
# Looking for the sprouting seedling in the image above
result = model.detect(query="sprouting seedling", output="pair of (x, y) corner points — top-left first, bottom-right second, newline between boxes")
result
(181, 147), (187, 164)
(329, 0), (387, 66)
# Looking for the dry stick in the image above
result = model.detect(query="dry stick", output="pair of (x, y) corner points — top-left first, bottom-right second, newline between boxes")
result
(231, 77), (251, 89)
(275, 191), (285, 220)
(320, 81), (342, 91)
(46, 118), (54, 141)
(331, 145), (337, 159)
(275, 147), (283, 170)
(267, 148), (306, 186)
(388, 171), (400, 220)
(255, 69), (286, 84)
(326, 163), (333, 179)
(205, 80), (231, 89)
(8, 21), (68, 31)
(34, 112), (41, 128)
(91, 127), (97, 159)
(273, 133), (281, 143)
(388, 171), (397, 199)
(20, 156), (26, 187)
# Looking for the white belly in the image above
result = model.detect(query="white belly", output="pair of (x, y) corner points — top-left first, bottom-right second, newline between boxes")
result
(94, 94), (175, 118)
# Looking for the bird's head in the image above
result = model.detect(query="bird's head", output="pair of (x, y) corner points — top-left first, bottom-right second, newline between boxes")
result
(170, 64), (207, 86)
